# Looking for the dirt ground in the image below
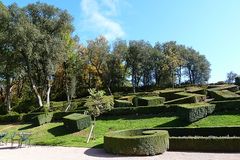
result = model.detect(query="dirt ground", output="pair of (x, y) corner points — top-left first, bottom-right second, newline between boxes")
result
(0, 145), (239, 160)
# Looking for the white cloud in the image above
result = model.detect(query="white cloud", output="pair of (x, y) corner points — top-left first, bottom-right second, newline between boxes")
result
(81, 0), (125, 41)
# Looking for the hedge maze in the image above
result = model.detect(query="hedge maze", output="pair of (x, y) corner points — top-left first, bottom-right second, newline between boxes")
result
(1, 84), (240, 155)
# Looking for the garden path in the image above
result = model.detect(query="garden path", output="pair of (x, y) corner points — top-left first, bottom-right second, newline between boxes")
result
(0, 145), (239, 160)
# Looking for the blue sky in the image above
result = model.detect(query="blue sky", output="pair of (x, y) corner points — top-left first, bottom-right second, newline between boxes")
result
(2, 0), (240, 83)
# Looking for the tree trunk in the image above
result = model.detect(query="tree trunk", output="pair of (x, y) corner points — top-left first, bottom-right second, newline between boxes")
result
(32, 83), (43, 107)
(5, 77), (13, 112)
(46, 82), (52, 109)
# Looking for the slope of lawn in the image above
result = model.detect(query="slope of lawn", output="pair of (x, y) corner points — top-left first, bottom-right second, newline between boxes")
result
(0, 111), (240, 148)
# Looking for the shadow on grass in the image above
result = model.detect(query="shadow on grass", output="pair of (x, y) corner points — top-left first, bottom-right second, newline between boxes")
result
(47, 125), (72, 137)
(154, 118), (190, 128)
(18, 124), (36, 130)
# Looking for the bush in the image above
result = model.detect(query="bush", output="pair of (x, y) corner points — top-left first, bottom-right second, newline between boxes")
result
(0, 112), (23, 123)
(208, 84), (239, 92)
(164, 96), (197, 104)
(176, 92), (206, 102)
(208, 90), (240, 101)
(137, 96), (165, 106)
(119, 95), (135, 102)
(210, 99), (240, 111)
(155, 126), (240, 152)
(32, 112), (53, 125)
(102, 105), (169, 117)
(158, 89), (185, 101)
(169, 137), (240, 152)
(52, 111), (83, 121)
(186, 87), (207, 95)
(177, 103), (215, 122)
(157, 126), (240, 137)
(104, 129), (169, 156)
(63, 113), (91, 132)
(114, 99), (133, 107)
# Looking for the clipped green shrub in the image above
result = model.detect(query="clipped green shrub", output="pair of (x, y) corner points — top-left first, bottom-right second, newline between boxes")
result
(0, 112), (23, 123)
(177, 103), (215, 122)
(176, 92), (206, 102)
(137, 96), (165, 106)
(104, 129), (169, 156)
(128, 92), (159, 97)
(114, 99), (132, 107)
(169, 137), (240, 152)
(102, 105), (169, 117)
(208, 84), (239, 92)
(157, 126), (240, 137)
(63, 113), (91, 132)
(164, 96), (197, 104)
(119, 95), (135, 102)
(32, 112), (53, 125)
(186, 87), (207, 95)
(208, 90), (240, 101)
(155, 126), (240, 152)
(210, 99), (240, 111)
(158, 89), (184, 101)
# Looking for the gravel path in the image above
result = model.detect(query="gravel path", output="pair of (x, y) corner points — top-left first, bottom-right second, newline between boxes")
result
(0, 145), (240, 160)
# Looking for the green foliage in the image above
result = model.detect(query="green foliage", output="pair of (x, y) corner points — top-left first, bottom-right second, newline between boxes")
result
(164, 96), (197, 104)
(158, 89), (184, 101)
(32, 112), (53, 126)
(103, 105), (168, 116)
(84, 89), (114, 119)
(177, 103), (215, 122)
(0, 112), (23, 123)
(114, 100), (132, 107)
(211, 99), (240, 111)
(104, 129), (169, 155)
(169, 137), (240, 152)
(137, 96), (165, 106)
(63, 113), (91, 132)
(208, 90), (240, 101)
(176, 92), (206, 102)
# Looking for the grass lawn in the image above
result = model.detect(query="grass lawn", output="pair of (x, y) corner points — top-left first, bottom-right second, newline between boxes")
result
(0, 111), (240, 148)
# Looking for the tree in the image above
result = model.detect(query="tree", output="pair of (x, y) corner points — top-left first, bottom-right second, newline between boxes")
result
(226, 71), (238, 84)
(125, 40), (151, 92)
(105, 39), (128, 92)
(0, 3), (24, 112)
(86, 36), (110, 92)
(183, 48), (211, 84)
(9, 2), (74, 109)
(161, 41), (182, 88)
(84, 88), (114, 143)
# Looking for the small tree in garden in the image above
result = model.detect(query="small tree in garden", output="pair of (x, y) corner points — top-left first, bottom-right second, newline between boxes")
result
(84, 88), (114, 143)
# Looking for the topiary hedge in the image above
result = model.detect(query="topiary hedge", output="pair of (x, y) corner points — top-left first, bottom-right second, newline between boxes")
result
(102, 105), (169, 117)
(175, 92), (206, 102)
(104, 129), (169, 156)
(137, 96), (165, 106)
(0, 112), (23, 123)
(114, 99), (132, 107)
(210, 99), (240, 111)
(155, 126), (240, 152)
(164, 96), (197, 104)
(63, 113), (91, 132)
(177, 103), (215, 122)
(158, 89), (184, 101)
(169, 137), (240, 152)
(208, 90), (240, 101)
(32, 112), (53, 126)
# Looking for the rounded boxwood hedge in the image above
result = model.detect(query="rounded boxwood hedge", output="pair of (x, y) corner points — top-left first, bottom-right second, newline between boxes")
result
(104, 129), (169, 156)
